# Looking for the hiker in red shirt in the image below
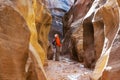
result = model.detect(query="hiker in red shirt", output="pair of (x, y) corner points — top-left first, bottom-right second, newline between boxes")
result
(52, 34), (62, 61)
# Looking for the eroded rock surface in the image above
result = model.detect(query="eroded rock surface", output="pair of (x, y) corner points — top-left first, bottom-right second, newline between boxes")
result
(63, 0), (120, 79)
(35, 0), (52, 65)
(100, 1), (120, 79)
(62, 0), (94, 62)
(0, 0), (52, 80)
(101, 33), (120, 80)
(0, 3), (30, 80)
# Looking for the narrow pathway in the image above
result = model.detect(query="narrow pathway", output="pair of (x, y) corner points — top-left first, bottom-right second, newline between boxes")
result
(44, 56), (92, 80)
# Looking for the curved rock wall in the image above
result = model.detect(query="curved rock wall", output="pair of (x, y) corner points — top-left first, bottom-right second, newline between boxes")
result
(0, 3), (30, 80)
(100, 1), (120, 80)
(0, 0), (52, 80)
(62, 0), (94, 60)
(34, 0), (52, 65)
(101, 32), (120, 80)
(90, 0), (120, 79)
(63, 0), (120, 79)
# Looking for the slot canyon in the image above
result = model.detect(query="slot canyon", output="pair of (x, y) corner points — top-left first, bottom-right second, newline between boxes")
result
(0, 0), (120, 80)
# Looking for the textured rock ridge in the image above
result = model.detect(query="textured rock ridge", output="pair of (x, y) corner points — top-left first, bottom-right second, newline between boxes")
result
(90, 0), (120, 80)
(100, 0), (120, 80)
(0, 0), (52, 80)
(101, 31), (120, 80)
(63, 0), (120, 79)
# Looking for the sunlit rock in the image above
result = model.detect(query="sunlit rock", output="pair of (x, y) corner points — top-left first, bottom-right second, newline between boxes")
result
(103, 2), (120, 76)
(0, 0), (52, 80)
(91, 0), (120, 79)
(101, 32), (120, 80)
(34, 0), (52, 65)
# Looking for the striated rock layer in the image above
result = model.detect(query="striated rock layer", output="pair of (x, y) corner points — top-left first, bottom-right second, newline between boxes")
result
(0, 0), (52, 80)
(63, 0), (120, 79)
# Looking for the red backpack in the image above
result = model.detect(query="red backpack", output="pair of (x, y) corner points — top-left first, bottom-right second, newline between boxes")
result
(55, 36), (61, 47)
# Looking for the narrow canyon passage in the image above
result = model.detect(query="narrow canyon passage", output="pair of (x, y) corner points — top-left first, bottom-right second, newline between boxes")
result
(44, 0), (93, 79)
(45, 0), (120, 80)
(0, 0), (120, 80)
(46, 0), (120, 79)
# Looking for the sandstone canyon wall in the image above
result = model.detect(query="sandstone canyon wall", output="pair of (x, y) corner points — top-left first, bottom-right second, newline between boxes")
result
(102, 0), (120, 80)
(63, 0), (120, 80)
(101, 31), (120, 80)
(100, 1), (120, 80)
(62, 0), (94, 61)
(0, 0), (52, 80)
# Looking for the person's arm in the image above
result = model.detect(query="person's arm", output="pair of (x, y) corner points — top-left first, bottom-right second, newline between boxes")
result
(52, 39), (56, 46)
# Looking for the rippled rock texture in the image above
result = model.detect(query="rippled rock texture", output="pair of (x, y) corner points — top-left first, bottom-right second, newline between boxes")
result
(63, 0), (120, 79)
(100, 1), (120, 80)
(101, 31), (120, 80)
(45, 0), (74, 41)
(62, 0), (94, 61)
(0, 0), (51, 80)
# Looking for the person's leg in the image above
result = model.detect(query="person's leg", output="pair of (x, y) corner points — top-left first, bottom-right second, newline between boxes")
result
(55, 46), (60, 61)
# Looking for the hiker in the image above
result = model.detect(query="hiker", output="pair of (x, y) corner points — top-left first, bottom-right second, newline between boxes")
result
(52, 34), (62, 61)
